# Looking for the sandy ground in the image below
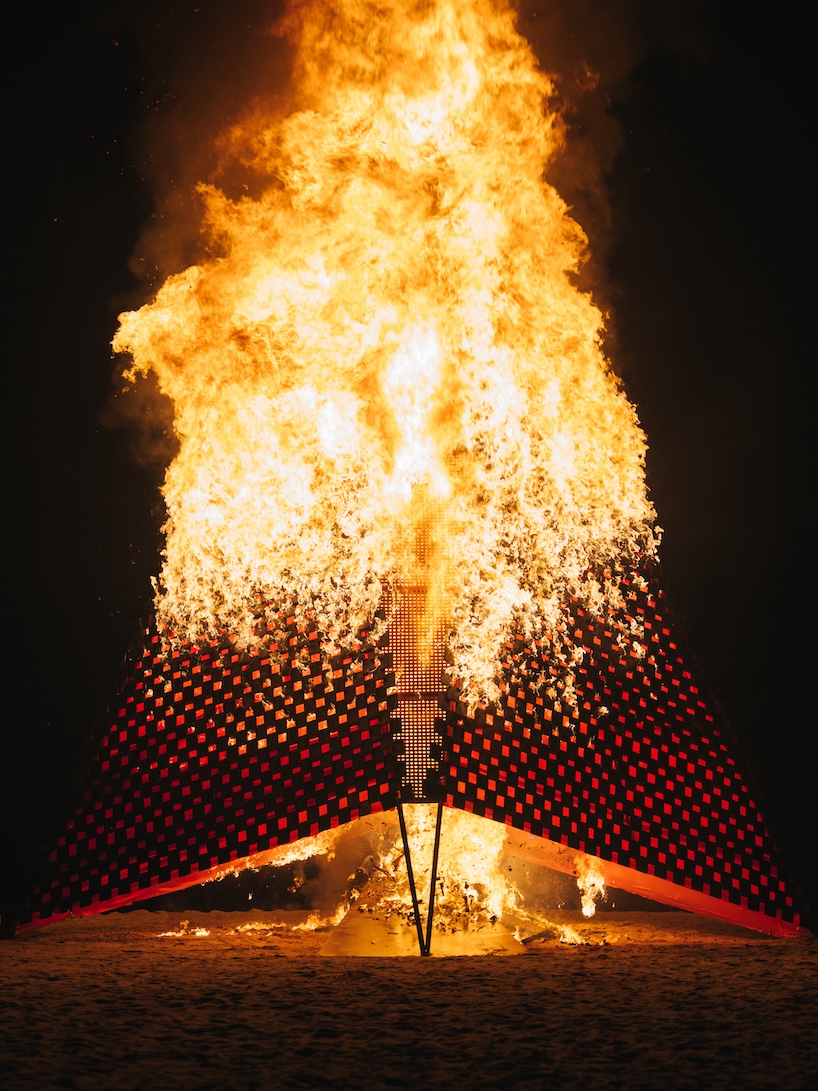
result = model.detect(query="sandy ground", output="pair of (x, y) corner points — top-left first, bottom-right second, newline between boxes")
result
(2, 909), (817, 1090)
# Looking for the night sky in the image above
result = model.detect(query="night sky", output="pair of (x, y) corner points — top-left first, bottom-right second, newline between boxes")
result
(5, 0), (815, 928)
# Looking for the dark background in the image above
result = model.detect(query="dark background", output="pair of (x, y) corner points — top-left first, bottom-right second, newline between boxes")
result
(5, 1), (815, 928)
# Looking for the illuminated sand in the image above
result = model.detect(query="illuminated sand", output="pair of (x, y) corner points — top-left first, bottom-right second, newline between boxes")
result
(3, 912), (816, 1089)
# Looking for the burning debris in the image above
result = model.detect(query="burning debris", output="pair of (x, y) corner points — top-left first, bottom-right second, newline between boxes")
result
(157, 920), (211, 938)
(351, 806), (521, 936)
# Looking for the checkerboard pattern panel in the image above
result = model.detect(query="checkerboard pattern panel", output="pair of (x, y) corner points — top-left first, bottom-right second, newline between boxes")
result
(21, 615), (398, 928)
(441, 566), (802, 929)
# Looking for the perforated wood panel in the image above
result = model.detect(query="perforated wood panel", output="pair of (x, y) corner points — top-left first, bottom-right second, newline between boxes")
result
(386, 494), (448, 801)
(19, 615), (397, 930)
(441, 564), (805, 932)
(17, 560), (808, 936)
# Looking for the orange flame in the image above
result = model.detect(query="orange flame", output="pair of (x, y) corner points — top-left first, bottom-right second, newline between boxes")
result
(114, 0), (658, 706)
(380, 805), (519, 927)
(575, 853), (607, 917)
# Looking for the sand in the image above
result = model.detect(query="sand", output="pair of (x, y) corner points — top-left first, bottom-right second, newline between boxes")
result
(2, 909), (817, 1090)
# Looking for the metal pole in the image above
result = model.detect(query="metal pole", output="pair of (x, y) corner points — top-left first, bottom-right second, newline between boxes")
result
(424, 802), (444, 956)
(397, 801), (427, 956)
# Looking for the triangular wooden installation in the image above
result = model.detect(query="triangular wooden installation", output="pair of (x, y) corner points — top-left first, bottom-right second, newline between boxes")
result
(16, 564), (808, 937)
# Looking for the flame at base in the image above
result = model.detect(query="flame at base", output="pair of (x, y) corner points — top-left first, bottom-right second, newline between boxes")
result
(192, 807), (608, 944)
(378, 805), (521, 930)
(576, 854), (607, 918)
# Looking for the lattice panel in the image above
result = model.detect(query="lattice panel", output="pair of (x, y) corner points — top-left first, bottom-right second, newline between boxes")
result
(386, 492), (448, 801)
(389, 589), (448, 694)
(19, 616), (398, 930)
(441, 564), (804, 931)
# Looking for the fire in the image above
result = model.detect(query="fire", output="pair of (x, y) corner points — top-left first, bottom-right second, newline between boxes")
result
(113, 0), (658, 707)
(291, 905), (350, 932)
(376, 805), (519, 930)
(158, 921), (211, 938)
(576, 853), (607, 918)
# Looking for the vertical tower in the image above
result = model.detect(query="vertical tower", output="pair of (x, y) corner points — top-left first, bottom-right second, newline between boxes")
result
(388, 489), (448, 803)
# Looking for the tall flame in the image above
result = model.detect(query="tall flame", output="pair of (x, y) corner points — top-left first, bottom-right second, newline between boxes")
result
(114, 0), (658, 705)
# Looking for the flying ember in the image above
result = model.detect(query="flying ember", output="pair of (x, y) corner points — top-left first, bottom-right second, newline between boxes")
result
(113, 0), (659, 708)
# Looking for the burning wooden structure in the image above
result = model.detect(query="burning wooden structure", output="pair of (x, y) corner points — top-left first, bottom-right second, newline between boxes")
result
(16, 557), (807, 939)
(13, 3), (810, 942)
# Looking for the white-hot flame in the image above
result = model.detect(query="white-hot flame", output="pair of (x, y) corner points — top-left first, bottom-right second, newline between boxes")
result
(576, 854), (607, 918)
(113, 0), (658, 707)
(371, 805), (521, 929)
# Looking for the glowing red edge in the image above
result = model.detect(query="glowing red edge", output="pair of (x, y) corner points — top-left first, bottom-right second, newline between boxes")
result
(14, 808), (391, 936)
(499, 822), (812, 939)
(15, 805), (811, 938)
